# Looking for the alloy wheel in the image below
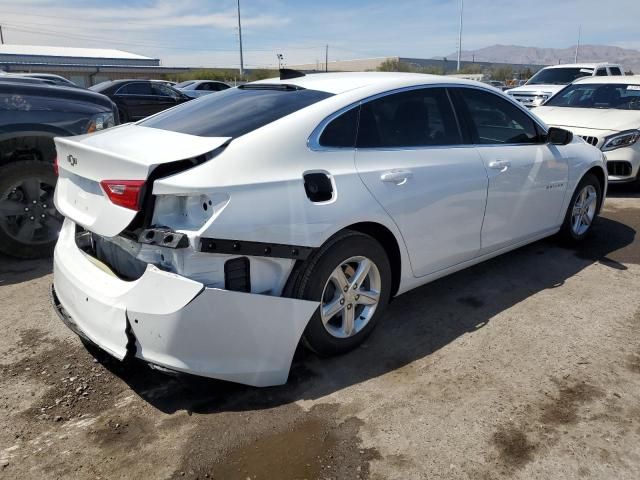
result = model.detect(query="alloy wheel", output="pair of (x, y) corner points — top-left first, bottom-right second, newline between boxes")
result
(0, 177), (62, 245)
(571, 184), (597, 236)
(320, 255), (382, 339)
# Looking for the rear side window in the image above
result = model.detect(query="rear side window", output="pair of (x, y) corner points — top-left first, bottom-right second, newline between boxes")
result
(455, 88), (540, 144)
(609, 67), (622, 76)
(596, 69), (608, 76)
(140, 85), (333, 138)
(319, 107), (359, 148)
(118, 82), (152, 95)
(357, 88), (461, 148)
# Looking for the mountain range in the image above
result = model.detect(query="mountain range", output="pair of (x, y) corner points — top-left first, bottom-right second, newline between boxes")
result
(446, 44), (640, 72)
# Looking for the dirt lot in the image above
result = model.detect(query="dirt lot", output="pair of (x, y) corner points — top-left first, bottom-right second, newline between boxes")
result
(1, 187), (639, 480)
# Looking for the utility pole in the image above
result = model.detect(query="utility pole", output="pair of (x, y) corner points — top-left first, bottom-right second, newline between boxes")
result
(456, 0), (464, 71)
(236, 0), (244, 78)
(0, 25), (4, 45)
(574, 25), (582, 63)
(325, 44), (328, 72)
(276, 53), (283, 69)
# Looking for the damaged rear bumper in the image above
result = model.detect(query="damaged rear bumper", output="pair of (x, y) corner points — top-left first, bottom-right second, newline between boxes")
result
(52, 219), (319, 387)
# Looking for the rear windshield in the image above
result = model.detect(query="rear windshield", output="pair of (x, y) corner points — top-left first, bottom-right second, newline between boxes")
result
(527, 67), (594, 85)
(545, 83), (640, 110)
(139, 85), (333, 138)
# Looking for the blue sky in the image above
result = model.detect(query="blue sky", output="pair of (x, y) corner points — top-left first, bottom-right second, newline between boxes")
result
(1, 0), (639, 68)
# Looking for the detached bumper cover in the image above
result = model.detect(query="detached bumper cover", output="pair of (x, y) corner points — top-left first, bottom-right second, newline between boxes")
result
(52, 219), (319, 387)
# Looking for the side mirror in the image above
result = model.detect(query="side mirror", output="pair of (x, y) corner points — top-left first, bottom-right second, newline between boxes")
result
(547, 127), (573, 146)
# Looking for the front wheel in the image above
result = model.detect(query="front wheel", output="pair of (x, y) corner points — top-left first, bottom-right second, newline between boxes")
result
(290, 231), (392, 357)
(559, 173), (602, 244)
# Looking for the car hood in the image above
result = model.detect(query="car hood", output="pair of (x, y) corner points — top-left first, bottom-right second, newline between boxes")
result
(533, 106), (640, 132)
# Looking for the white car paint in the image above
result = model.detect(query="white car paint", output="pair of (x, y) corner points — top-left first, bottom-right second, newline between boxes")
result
(506, 63), (624, 108)
(52, 72), (607, 386)
(533, 75), (640, 185)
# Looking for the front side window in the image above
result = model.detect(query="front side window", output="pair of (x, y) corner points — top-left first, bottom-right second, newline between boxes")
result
(545, 83), (640, 110)
(456, 88), (540, 144)
(356, 88), (461, 148)
(152, 83), (178, 98)
(596, 68), (608, 76)
(140, 85), (333, 138)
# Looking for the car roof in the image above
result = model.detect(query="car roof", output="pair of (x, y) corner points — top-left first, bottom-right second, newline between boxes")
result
(252, 71), (488, 95)
(542, 63), (620, 70)
(573, 75), (640, 85)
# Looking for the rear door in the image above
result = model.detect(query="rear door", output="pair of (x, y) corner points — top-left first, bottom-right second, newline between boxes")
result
(114, 82), (155, 120)
(451, 87), (568, 253)
(354, 87), (488, 277)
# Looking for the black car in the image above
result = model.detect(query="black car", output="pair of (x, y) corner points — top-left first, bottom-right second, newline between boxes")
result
(0, 80), (118, 258)
(4, 73), (79, 88)
(90, 79), (191, 122)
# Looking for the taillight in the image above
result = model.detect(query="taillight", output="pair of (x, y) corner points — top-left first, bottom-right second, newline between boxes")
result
(53, 156), (59, 176)
(100, 180), (145, 211)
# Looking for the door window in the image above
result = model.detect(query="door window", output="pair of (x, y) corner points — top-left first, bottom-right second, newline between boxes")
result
(120, 82), (153, 95)
(455, 88), (540, 144)
(595, 68), (608, 76)
(152, 83), (179, 98)
(609, 67), (622, 76)
(357, 88), (461, 148)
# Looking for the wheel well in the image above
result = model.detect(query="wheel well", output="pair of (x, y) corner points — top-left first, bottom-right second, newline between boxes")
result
(346, 222), (402, 298)
(0, 136), (56, 168)
(585, 166), (606, 212)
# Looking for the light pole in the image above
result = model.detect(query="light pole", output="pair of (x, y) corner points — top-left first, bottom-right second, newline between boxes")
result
(574, 25), (582, 63)
(456, 0), (464, 72)
(237, 0), (244, 78)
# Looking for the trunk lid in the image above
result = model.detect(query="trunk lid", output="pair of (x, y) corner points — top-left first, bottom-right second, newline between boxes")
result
(54, 124), (230, 237)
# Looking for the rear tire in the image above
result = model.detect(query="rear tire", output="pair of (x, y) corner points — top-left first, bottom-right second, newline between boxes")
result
(290, 230), (392, 357)
(0, 161), (62, 259)
(559, 173), (602, 244)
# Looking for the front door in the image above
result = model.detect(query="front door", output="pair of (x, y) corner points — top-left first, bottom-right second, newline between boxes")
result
(354, 87), (488, 277)
(452, 87), (569, 253)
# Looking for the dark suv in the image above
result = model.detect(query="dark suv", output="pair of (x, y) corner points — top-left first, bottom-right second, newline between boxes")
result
(0, 80), (118, 258)
(90, 79), (191, 122)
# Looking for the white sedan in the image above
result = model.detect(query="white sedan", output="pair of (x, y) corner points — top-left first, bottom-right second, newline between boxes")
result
(533, 76), (640, 188)
(174, 80), (231, 98)
(51, 72), (607, 387)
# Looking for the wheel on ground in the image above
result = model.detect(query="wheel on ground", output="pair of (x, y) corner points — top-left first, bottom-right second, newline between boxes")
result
(290, 230), (392, 356)
(559, 173), (602, 244)
(0, 161), (63, 259)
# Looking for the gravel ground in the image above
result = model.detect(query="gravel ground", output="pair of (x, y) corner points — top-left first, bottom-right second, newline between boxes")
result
(1, 187), (639, 480)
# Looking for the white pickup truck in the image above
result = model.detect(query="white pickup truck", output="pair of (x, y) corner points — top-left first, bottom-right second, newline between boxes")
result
(506, 63), (624, 107)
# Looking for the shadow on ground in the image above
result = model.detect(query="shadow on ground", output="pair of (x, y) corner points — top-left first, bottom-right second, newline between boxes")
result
(0, 253), (52, 286)
(82, 209), (636, 415)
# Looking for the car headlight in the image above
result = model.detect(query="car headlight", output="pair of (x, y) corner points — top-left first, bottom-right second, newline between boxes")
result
(601, 129), (640, 152)
(532, 94), (551, 106)
(86, 112), (116, 133)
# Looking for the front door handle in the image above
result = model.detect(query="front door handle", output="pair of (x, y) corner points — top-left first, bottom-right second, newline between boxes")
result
(381, 170), (413, 185)
(488, 160), (511, 172)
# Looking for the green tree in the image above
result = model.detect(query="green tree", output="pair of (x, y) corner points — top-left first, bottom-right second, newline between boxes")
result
(458, 64), (483, 74)
(377, 59), (414, 72)
(491, 66), (514, 82)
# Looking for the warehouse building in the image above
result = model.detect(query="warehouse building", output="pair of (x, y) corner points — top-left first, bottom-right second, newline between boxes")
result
(0, 44), (189, 87)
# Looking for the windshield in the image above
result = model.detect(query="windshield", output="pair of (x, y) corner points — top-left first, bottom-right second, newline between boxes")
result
(89, 81), (114, 92)
(175, 81), (195, 88)
(545, 83), (640, 110)
(527, 67), (594, 85)
(140, 85), (333, 138)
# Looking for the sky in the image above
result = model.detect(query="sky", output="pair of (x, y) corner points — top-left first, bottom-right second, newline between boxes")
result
(0, 0), (639, 69)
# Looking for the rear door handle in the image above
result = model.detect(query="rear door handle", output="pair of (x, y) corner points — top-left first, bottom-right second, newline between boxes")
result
(381, 170), (413, 185)
(488, 160), (511, 172)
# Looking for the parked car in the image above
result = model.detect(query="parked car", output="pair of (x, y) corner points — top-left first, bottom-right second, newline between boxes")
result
(175, 80), (231, 98)
(51, 72), (606, 387)
(533, 75), (640, 188)
(89, 79), (191, 122)
(0, 79), (118, 258)
(485, 80), (507, 91)
(506, 63), (624, 107)
(3, 73), (78, 88)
